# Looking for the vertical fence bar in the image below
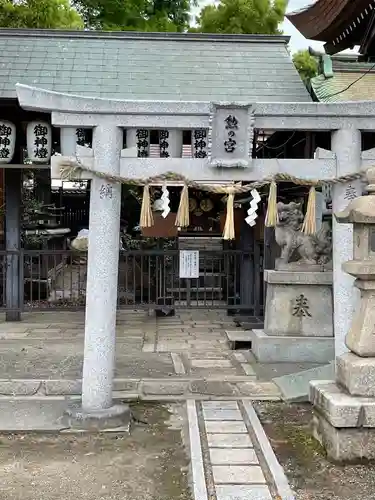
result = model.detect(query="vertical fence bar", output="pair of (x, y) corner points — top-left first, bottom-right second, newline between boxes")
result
(254, 242), (262, 317)
(19, 250), (24, 313)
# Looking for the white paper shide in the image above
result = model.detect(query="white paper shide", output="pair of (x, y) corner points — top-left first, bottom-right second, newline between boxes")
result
(245, 189), (261, 226)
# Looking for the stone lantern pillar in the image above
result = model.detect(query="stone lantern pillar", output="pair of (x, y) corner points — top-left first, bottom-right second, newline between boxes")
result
(310, 165), (375, 461)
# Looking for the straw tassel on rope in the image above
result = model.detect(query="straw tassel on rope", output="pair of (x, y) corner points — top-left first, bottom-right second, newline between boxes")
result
(140, 184), (154, 228)
(265, 181), (278, 227)
(223, 187), (235, 240)
(301, 186), (317, 235)
(175, 184), (190, 228)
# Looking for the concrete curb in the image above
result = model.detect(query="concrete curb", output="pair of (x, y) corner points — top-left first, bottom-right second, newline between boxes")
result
(0, 378), (281, 401)
(242, 400), (295, 500)
(187, 400), (208, 500)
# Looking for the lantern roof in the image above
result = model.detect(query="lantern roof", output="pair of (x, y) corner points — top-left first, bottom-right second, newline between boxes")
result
(287, 0), (375, 57)
(0, 29), (311, 103)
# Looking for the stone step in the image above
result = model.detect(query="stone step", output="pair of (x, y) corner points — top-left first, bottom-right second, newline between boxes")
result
(225, 330), (253, 350)
(251, 329), (335, 364)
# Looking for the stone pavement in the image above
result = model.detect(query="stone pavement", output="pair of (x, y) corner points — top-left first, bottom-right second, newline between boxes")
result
(0, 309), (297, 400)
(0, 397), (295, 499)
(188, 399), (295, 500)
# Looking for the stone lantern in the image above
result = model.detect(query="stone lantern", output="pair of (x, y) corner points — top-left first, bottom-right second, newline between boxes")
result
(310, 165), (375, 461)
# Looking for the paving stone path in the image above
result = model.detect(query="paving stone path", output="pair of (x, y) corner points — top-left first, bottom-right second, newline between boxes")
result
(0, 310), (280, 400)
(187, 399), (295, 500)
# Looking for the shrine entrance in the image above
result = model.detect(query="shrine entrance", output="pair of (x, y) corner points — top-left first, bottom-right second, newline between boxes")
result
(115, 243), (264, 314)
(15, 82), (374, 418)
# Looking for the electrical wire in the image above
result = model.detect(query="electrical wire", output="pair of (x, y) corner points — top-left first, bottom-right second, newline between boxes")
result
(257, 131), (296, 151)
(323, 62), (375, 100)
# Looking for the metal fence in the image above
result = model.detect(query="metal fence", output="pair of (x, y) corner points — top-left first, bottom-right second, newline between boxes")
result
(0, 247), (264, 314)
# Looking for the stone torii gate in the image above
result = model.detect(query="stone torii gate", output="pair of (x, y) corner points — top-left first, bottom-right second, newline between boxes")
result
(15, 84), (375, 425)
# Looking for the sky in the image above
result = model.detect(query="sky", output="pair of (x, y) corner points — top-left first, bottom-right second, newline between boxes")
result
(192, 0), (358, 54)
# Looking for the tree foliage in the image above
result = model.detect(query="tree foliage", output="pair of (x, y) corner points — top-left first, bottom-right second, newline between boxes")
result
(292, 49), (319, 83)
(193, 0), (288, 34)
(72, 0), (197, 31)
(0, 0), (83, 29)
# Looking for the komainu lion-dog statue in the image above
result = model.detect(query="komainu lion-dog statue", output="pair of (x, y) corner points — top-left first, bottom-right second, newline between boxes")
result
(275, 201), (332, 267)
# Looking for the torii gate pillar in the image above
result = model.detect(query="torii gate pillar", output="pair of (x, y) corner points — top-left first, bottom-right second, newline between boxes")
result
(15, 83), (132, 428)
(65, 121), (130, 428)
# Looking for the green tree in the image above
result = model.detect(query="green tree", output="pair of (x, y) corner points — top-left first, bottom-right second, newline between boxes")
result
(72, 0), (197, 31)
(0, 0), (83, 28)
(292, 49), (319, 83)
(194, 0), (288, 34)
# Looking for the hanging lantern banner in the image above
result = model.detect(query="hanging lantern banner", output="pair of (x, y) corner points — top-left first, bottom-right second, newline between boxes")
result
(27, 121), (52, 164)
(0, 121), (16, 164)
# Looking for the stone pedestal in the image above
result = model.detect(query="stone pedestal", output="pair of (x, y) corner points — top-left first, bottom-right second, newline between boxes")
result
(63, 404), (131, 432)
(311, 380), (375, 461)
(311, 332), (375, 461)
(251, 270), (334, 363)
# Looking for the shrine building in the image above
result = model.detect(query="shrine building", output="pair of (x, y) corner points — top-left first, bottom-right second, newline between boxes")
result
(0, 29), (311, 322)
(2, 26), (375, 422)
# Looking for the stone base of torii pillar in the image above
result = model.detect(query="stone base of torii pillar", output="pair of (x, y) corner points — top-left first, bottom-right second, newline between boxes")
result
(310, 166), (375, 461)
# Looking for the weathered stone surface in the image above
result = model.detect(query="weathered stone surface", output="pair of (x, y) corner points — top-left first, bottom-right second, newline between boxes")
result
(241, 364), (256, 376)
(212, 465), (266, 484)
(190, 381), (236, 396)
(203, 408), (243, 421)
(312, 411), (375, 461)
(113, 379), (140, 393)
(207, 433), (253, 448)
(191, 359), (233, 368)
(251, 329), (334, 363)
(265, 270), (332, 285)
(141, 380), (188, 396)
(336, 352), (375, 397)
(236, 381), (280, 398)
(345, 282), (375, 356)
(274, 362), (335, 403)
(225, 330), (252, 343)
(264, 270), (333, 337)
(209, 448), (259, 465)
(205, 421), (248, 434)
(0, 380), (43, 396)
(0, 399), (69, 431)
(232, 352), (248, 363)
(45, 379), (82, 395)
(310, 380), (375, 428)
(64, 403), (131, 431)
(215, 485), (272, 500)
(202, 401), (239, 410)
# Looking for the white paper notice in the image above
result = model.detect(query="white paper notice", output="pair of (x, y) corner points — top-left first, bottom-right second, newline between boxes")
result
(179, 250), (199, 279)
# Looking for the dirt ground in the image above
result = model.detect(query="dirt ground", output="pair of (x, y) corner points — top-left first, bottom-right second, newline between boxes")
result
(255, 401), (375, 500)
(0, 402), (192, 500)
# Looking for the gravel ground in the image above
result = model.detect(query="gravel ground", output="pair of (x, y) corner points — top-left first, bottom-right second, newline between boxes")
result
(255, 401), (375, 500)
(0, 402), (192, 500)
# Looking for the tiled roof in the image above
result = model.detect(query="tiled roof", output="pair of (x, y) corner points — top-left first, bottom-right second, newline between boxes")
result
(0, 29), (311, 102)
(311, 57), (375, 102)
